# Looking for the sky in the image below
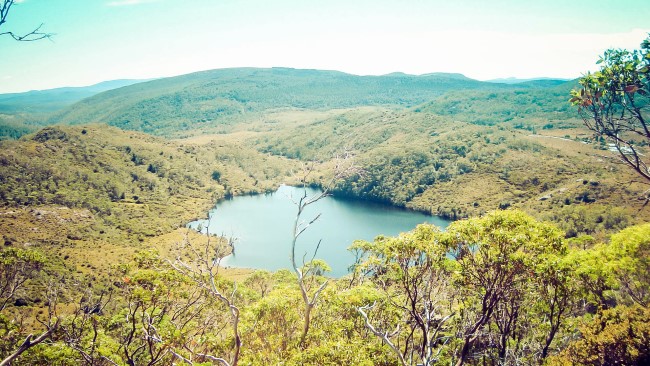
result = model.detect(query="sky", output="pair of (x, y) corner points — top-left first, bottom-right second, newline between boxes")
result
(0, 0), (648, 93)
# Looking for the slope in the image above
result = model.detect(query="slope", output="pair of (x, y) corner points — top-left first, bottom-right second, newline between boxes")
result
(49, 68), (522, 136)
(234, 106), (648, 238)
(0, 125), (298, 246)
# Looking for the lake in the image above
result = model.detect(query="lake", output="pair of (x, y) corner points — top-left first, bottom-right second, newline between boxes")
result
(187, 185), (451, 277)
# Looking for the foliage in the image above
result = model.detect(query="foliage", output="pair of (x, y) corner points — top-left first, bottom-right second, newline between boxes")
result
(442, 210), (569, 365)
(0, 125), (296, 243)
(548, 305), (650, 366)
(0, 213), (647, 365)
(351, 224), (453, 365)
(0, 247), (46, 310)
(0, 119), (34, 140)
(421, 81), (579, 129)
(570, 34), (650, 182)
(603, 223), (650, 306)
(46, 69), (521, 137)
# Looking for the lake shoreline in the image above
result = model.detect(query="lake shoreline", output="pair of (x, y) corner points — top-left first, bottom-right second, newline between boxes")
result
(188, 185), (451, 277)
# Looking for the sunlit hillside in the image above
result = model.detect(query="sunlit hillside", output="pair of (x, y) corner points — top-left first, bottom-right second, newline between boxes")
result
(1, 0), (649, 362)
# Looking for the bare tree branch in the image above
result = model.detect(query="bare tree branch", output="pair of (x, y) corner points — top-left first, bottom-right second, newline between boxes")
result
(0, 1), (53, 42)
(168, 224), (241, 366)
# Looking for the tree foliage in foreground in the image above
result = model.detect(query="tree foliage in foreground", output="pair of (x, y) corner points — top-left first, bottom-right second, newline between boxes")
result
(0, 210), (649, 365)
(571, 35), (650, 182)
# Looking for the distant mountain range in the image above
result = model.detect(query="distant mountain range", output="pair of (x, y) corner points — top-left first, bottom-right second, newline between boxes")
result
(486, 77), (571, 85)
(0, 68), (576, 138)
(0, 79), (149, 114)
(39, 68), (569, 136)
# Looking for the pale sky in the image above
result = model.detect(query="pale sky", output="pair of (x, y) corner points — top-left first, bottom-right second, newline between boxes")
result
(0, 0), (648, 93)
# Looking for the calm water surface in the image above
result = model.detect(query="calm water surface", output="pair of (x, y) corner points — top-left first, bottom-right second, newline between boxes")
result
(188, 185), (450, 277)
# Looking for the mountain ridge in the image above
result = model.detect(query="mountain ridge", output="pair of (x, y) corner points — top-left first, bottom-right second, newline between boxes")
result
(0, 79), (150, 113)
(46, 67), (566, 136)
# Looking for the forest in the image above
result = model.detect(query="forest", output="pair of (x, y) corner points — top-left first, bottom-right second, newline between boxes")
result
(0, 31), (649, 365)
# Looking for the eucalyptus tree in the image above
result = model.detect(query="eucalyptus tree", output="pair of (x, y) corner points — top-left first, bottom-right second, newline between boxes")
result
(169, 231), (242, 366)
(288, 151), (360, 346)
(442, 210), (568, 365)
(352, 210), (573, 366)
(571, 35), (650, 183)
(350, 224), (454, 366)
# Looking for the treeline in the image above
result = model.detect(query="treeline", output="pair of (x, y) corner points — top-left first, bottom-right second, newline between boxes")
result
(0, 119), (35, 140)
(0, 210), (648, 365)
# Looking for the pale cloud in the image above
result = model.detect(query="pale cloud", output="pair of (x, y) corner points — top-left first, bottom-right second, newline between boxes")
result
(107, 0), (159, 7)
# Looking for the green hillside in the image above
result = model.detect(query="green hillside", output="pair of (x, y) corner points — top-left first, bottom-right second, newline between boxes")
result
(238, 106), (646, 236)
(416, 80), (580, 129)
(48, 68), (552, 136)
(0, 65), (648, 365)
(0, 125), (297, 245)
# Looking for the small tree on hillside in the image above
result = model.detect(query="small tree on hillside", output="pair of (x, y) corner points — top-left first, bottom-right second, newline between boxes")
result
(570, 35), (650, 183)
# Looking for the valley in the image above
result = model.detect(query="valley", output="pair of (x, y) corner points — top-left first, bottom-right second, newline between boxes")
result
(0, 66), (649, 365)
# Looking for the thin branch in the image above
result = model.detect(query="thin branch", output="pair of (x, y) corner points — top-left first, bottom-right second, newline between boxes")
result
(357, 303), (407, 366)
(0, 0), (54, 42)
(0, 319), (60, 366)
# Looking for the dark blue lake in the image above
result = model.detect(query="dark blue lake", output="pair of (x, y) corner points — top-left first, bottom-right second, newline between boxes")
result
(188, 185), (451, 277)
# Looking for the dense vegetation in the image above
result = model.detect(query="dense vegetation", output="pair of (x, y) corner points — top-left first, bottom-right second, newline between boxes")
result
(0, 210), (648, 365)
(0, 118), (34, 140)
(0, 80), (145, 115)
(0, 80), (148, 140)
(0, 125), (297, 246)
(1, 37), (649, 364)
(244, 106), (644, 236)
(418, 80), (578, 129)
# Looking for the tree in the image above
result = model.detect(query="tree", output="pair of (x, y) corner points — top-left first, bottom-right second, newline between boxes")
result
(0, 248), (46, 311)
(548, 305), (650, 366)
(169, 232), (242, 366)
(351, 224), (454, 366)
(442, 210), (567, 365)
(570, 35), (650, 183)
(287, 151), (359, 347)
(0, 279), (61, 366)
(0, 0), (52, 41)
(351, 210), (573, 366)
(607, 223), (650, 307)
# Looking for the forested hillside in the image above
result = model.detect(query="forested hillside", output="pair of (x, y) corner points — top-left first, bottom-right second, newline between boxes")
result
(418, 80), (579, 129)
(0, 125), (297, 245)
(0, 80), (146, 114)
(242, 106), (645, 237)
(47, 68), (567, 136)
